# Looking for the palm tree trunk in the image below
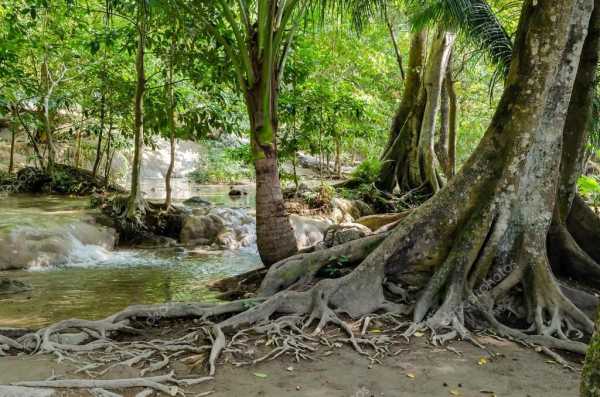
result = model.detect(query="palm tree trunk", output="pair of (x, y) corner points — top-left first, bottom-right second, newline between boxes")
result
(246, 72), (298, 266)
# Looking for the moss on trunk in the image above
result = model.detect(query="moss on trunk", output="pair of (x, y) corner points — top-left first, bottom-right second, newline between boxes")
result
(582, 306), (600, 397)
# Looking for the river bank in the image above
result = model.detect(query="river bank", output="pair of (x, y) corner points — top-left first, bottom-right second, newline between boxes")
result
(0, 322), (582, 396)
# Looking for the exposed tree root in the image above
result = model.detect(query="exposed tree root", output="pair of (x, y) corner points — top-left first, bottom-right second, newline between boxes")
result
(259, 232), (388, 296)
(93, 194), (186, 244)
(11, 372), (212, 396)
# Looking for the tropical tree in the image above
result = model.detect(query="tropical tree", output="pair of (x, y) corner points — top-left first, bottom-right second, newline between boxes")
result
(249, 0), (599, 357)
(376, 0), (513, 193)
(182, 0), (312, 265)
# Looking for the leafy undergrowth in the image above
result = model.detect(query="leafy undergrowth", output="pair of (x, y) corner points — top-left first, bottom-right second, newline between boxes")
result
(190, 141), (254, 184)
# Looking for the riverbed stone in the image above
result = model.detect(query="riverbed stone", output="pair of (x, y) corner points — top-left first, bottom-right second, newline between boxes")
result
(0, 279), (32, 295)
(183, 196), (212, 207)
(180, 214), (226, 245)
(320, 223), (372, 248)
(290, 215), (331, 249)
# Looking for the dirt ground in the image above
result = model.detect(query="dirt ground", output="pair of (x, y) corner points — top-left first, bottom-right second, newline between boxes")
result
(0, 333), (582, 397)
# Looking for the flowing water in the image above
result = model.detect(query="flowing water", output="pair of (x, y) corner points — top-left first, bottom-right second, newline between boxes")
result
(0, 182), (261, 328)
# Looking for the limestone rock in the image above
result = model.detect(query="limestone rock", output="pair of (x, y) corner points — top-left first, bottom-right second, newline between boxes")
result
(180, 214), (225, 245)
(320, 223), (372, 248)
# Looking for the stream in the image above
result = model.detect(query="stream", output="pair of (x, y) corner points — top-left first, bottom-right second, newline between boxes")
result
(0, 181), (261, 328)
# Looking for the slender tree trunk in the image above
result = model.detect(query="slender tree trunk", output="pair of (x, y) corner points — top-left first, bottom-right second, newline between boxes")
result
(335, 133), (341, 179)
(40, 57), (56, 175)
(385, 10), (405, 80)
(92, 91), (105, 176)
(15, 107), (44, 169)
(436, 51), (456, 178)
(291, 112), (299, 192)
(164, 36), (176, 209)
(74, 128), (82, 169)
(436, 65), (450, 176)
(447, 66), (457, 177)
(8, 107), (17, 175)
(127, 0), (146, 219)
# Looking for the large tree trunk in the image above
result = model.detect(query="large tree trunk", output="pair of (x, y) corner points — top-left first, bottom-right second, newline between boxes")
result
(377, 31), (426, 192)
(246, 68), (298, 266)
(548, 0), (600, 284)
(377, 29), (455, 194)
(222, 0), (596, 355)
(582, 305), (600, 396)
(10, 0), (600, 374)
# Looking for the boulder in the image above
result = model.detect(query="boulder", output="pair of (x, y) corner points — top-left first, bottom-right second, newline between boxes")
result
(320, 223), (372, 248)
(290, 214), (331, 249)
(183, 196), (212, 207)
(330, 198), (373, 224)
(180, 214), (225, 245)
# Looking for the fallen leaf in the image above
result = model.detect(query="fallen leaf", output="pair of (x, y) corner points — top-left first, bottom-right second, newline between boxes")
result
(414, 332), (424, 337)
(449, 390), (461, 396)
(478, 357), (488, 366)
(370, 329), (382, 333)
(407, 373), (416, 379)
(286, 366), (294, 372)
(253, 372), (268, 378)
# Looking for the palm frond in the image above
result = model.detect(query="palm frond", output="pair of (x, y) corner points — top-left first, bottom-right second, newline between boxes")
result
(304, 0), (390, 32)
(405, 0), (513, 77)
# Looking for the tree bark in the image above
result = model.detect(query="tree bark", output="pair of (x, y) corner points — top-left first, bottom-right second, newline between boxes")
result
(164, 36), (176, 210)
(582, 305), (600, 397)
(226, 0), (596, 355)
(413, 29), (455, 193)
(377, 31), (426, 192)
(127, 0), (147, 220)
(8, 107), (16, 175)
(92, 91), (105, 177)
(377, 29), (454, 194)
(548, 0), (600, 284)
(246, 62), (298, 266)
(436, 66), (450, 175)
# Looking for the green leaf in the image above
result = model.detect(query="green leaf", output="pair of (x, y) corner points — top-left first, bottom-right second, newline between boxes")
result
(253, 372), (268, 378)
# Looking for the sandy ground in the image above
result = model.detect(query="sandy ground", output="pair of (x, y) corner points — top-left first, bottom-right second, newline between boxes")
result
(0, 334), (582, 397)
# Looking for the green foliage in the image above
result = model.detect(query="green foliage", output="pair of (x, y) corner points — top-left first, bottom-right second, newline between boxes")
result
(189, 140), (254, 184)
(578, 175), (600, 208)
(351, 157), (382, 184)
(302, 183), (335, 209)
